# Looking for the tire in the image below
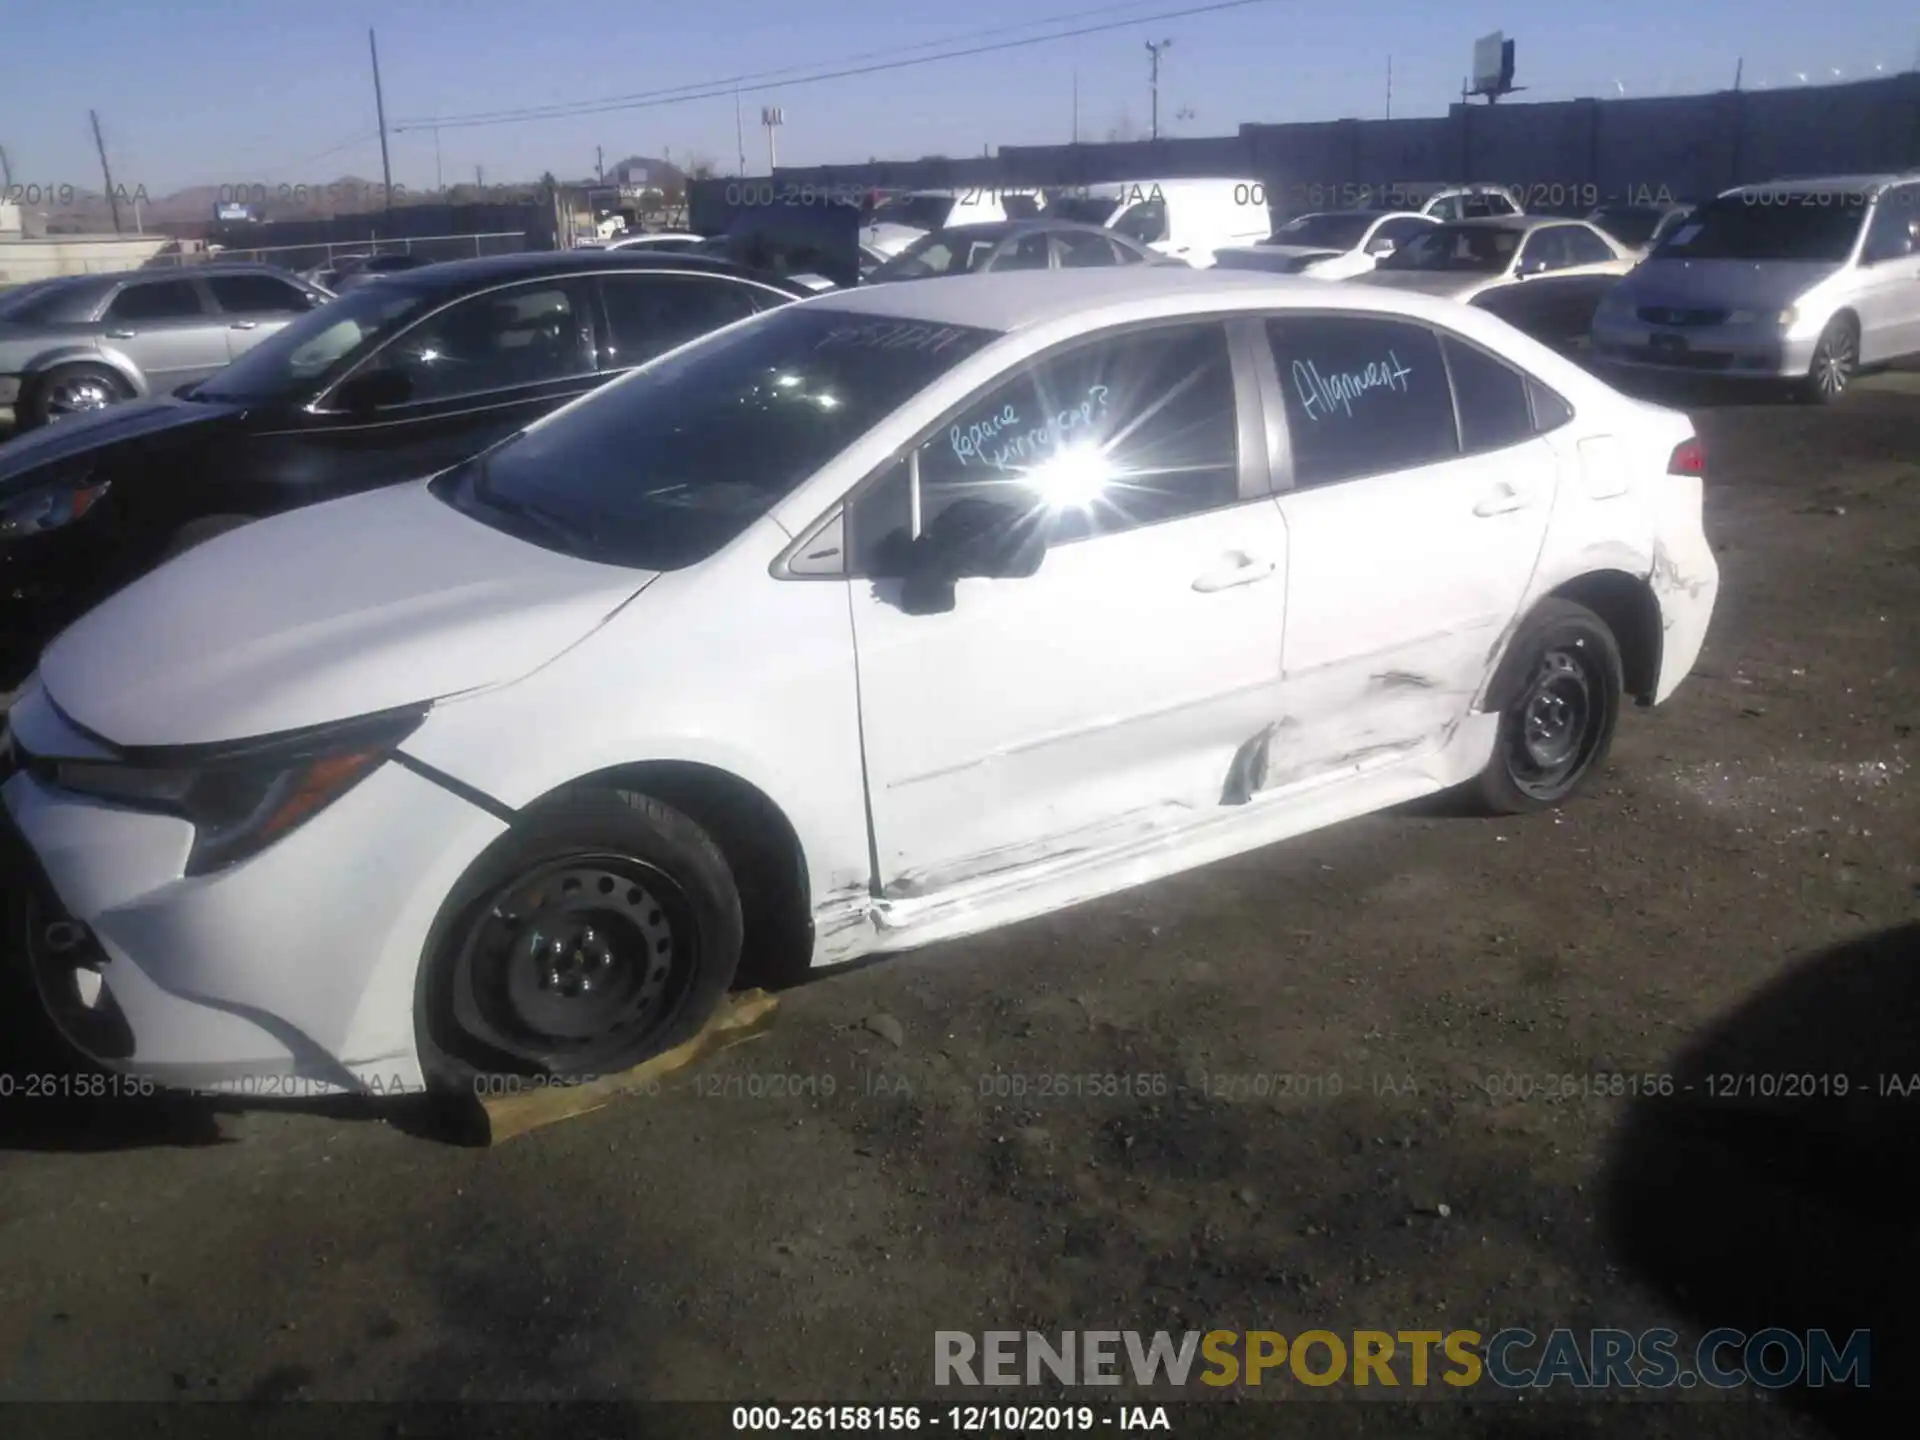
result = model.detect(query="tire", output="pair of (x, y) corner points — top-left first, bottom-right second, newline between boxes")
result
(1465, 598), (1624, 816)
(21, 362), (131, 428)
(1796, 315), (1858, 405)
(157, 514), (252, 561)
(417, 789), (743, 1088)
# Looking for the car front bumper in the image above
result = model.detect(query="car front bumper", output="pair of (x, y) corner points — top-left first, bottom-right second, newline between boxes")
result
(1590, 315), (1818, 379)
(1, 731), (509, 1096)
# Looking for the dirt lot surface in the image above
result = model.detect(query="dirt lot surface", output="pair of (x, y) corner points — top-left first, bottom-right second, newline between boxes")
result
(2, 372), (1916, 1439)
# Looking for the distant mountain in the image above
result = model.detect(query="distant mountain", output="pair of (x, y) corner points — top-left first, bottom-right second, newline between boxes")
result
(38, 171), (553, 232)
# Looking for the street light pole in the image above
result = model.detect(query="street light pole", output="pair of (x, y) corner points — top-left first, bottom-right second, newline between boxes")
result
(1146, 39), (1174, 140)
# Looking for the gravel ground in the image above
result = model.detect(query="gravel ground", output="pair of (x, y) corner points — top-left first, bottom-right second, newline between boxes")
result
(1, 372), (1916, 1438)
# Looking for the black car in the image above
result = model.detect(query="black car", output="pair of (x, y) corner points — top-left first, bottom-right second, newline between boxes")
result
(0, 250), (810, 682)
(301, 252), (432, 293)
(867, 220), (1169, 282)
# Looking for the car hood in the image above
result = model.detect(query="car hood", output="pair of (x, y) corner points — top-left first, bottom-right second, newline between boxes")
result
(1355, 270), (1488, 299)
(1621, 258), (1841, 310)
(0, 396), (243, 488)
(1214, 245), (1342, 274)
(38, 480), (658, 748)
(864, 222), (931, 256)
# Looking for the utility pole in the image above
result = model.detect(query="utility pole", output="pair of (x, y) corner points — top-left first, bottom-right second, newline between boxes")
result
(734, 88), (747, 176)
(475, 164), (484, 188)
(1072, 71), (1080, 142)
(433, 126), (444, 194)
(368, 29), (394, 209)
(1146, 39), (1173, 140)
(1386, 55), (1393, 119)
(1733, 57), (1744, 91)
(89, 110), (122, 233)
(762, 107), (783, 173)
(596, 145), (604, 181)
(0, 144), (12, 189)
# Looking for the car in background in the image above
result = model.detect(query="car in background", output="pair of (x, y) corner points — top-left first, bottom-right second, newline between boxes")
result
(1590, 173), (1920, 403)
(1585, 202), (1694, 256)
(0, 263), (332, 431)
(584, 232), (709, 254)
(0, 251), (810, 682)
(1041, 178), (1269, 266)
(0, 267), (1717, 1096)
(867, 220), (1169, 282)
(300, 252), (434, 294)
(1415, 184), (1524, 221)
(1213, 210), (1438, 278)
(864, 187), (1049, 257)
(1355, 215), (1636, 351)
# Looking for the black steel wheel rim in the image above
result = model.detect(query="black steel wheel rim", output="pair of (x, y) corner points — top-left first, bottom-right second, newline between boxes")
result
(450, 853), (700, 1071)
(1505, 646), (1599, 800)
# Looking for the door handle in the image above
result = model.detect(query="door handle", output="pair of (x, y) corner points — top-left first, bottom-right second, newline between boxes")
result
(105, 329), (136, 339)
(230, 320), (259, 330)
(1192, 553), (1277, 592)
(1473, 486), (1531, 517)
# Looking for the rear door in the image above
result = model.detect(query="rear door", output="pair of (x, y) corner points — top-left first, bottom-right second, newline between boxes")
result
(97, 277), (230, 389)
(1256, 313), (1558, 786)
(1855, 183), (1920, 363)
(205, 272), (323, 358)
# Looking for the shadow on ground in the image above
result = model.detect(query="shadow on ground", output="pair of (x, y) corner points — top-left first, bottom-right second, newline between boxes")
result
(1602, 921), (1920, 1436)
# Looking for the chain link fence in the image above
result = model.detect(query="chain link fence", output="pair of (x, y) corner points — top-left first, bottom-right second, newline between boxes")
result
(145, 230), (533, 274)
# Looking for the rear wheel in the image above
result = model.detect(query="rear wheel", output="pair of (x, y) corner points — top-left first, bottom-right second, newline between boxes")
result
(418, 790), (742, 1088)
(1466, 599), (1623, 815)
(22, 363), (130, 427)
(1797, 315), (1858, 405)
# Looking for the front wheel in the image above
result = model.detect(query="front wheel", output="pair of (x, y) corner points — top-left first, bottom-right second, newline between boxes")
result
(1466, 599), (1623, 815)
(1797, 316), (1858, 405)
(21, 363), (130, 427)
(418, 790), (743, 1088)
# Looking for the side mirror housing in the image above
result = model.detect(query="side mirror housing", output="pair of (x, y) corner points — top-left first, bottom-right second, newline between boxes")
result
(333, 368), (412, 414)
(897, 497), (1048, 615)
(1366, 237), (1396, 256)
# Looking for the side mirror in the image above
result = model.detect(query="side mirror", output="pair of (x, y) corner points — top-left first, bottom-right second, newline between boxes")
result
(897, 497), (1048, 615)
(1366, 236), (1396, 256)
(1519, 256), (1548, 277)
(333, 368), (412, 414)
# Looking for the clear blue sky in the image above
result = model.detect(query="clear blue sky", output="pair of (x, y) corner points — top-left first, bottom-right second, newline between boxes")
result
(2, 0), (1908, 195)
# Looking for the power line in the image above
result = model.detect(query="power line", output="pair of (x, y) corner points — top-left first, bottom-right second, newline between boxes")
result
(395, 0), (1201, 128)
(395, 0), (1278, 133)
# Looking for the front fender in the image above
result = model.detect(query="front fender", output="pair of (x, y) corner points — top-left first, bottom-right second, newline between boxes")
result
(21, 342), (147, 397)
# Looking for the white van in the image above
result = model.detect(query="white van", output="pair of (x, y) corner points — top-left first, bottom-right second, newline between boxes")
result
(864, 187), (1048, 257)
(1043, 178), (1269, 266)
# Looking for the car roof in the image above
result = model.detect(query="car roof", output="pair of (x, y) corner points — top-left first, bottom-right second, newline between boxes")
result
(803, 265), (1528, 333)
(1286, 209), (1427, 221)
(1436, 214), (1578, 233)
(378, 248), (804, 292)
(931, 219), (1132, 239)
(1721, 174), (1900, 197)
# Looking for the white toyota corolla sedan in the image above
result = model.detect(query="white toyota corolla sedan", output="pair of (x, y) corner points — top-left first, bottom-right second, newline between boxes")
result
(0, 268), (1719, 1096)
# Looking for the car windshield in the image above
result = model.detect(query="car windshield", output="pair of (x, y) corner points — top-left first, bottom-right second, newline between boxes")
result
(870, 231), (1002, 281)
(1268, 213), (1377, 250)
(1587, 206), (1667, 248)
(872, 194), (956, 231)
(0, 282), (75, 324)
(192, 283), (435, 402)
(1653, 194), (1868, 262)
(1379, 225), (1519, 272)
(436, 305), (1000, 570)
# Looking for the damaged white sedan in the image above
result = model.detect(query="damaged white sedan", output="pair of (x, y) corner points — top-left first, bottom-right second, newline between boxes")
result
(1, 268), (1718, 1094)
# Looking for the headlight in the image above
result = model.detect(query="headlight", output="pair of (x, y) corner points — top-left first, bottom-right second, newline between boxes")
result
(0, 474), (111, 540)
(1725, 308), (1796, 326)
(43, 703), (428, 876)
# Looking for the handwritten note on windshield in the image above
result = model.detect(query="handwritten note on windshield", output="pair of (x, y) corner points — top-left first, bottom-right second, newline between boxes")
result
(1291, 352), (1414, 422)
(951, 385), (1111, 470)
(815, 321), (976, 355)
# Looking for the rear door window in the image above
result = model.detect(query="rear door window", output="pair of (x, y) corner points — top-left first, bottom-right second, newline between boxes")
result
(599, 273), (763, 371)
(1442, 335), (1534, 454)
(1265, 315), (1458, 487)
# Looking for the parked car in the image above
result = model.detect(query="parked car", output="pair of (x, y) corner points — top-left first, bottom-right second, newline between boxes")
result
(1355, 215), (1637, 351)
(1585, 202), (1694, 256)
(1590, 172), (1920, 403)
(0, 264), (332, 431)
(1040, 178), (1270, 266)
(1213, 210), (1439, 278)
(1415, 184), (1524, 221)
(0, 251), (810, 682)
(867, 220), (1169, 282)
(591, 232), (709, 254)
(0, 268), (1718, 1095)
(864, 187), (1049, 257)
(301, 252), (434, 294)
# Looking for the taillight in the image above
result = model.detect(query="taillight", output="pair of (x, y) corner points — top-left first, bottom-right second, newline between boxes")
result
(1667, 437), (1705, 476)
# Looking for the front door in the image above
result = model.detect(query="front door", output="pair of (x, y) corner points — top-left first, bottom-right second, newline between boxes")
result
(204, 272), (322, 360)
(1855, 182), (1920, 364)
(1259, 313), (1557, 788)
(845, 319), (1290, 897)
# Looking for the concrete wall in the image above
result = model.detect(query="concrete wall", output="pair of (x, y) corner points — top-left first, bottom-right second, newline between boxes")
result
(759, 71), (1920, 219)
(0, 235), (172, 285)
